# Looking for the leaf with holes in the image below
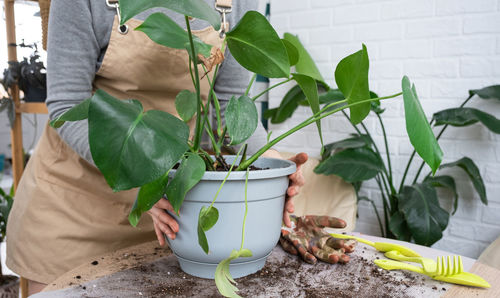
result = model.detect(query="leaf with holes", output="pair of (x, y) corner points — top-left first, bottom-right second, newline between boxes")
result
(88, 89), (189, 191)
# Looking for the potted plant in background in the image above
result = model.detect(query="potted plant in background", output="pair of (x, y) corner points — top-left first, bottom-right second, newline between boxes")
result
(50, 0), (443, 296)
(268, 81), (498, 246)
(0, 187), (17, 297)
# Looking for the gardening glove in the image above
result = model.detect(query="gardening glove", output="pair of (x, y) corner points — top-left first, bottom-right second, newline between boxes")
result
(280, 215), (356, 265)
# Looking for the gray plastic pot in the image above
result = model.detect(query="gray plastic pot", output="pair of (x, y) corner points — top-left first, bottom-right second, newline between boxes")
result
(167, 156), (296, 279)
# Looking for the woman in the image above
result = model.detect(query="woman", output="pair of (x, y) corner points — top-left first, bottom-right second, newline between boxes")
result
(6, 0), (306, 295)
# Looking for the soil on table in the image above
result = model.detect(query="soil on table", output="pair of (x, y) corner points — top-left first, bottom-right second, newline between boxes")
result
(35, 245), (450, 298)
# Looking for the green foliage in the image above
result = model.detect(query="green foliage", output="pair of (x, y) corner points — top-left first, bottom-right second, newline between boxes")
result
(334, 44), (370, 124)
(292, 73), (322, 145)
(314, 147), (384, 183)
(226, 11), (289, 78)
(215, 248), (252, 298)
(281, 39), (299, 66)
(433, 108), (500, 134)
(165, 153), (206, 214)
(197, 206), (219, 254)
(225, 95), (258, 145)
(424, 175), (458, 214)
(88, 89), (189, 191)
(402, 76), (443, 174)
(440, 157), (487, 205)
(469, 85), (500, 100)
(398, 184), (449, 246)
(119, 0), (221, 30)
(175, 90), (198, 122)
(129, 171), (170, 227)
(283, 33), (324, 82)
(0, 188), (13, 243)
(137, 13), (212, 58)
(50, 98), (90, 128)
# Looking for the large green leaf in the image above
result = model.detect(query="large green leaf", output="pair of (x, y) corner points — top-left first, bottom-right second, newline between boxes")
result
(399, 183), (449, 246)
(166, 153), (206, 213)
(440, 157), (487, 205)
(314, 147), (385, 183)
(50, 99), (90, 128)
(292, 74), (323, 146)
(175, 90), (197, 122)
(226, 11), (290, 78)
(129, 171), (170, 227)
(283, 33), (324, 83)
(402, 76), (443, 175)
(469, 85), (500, 100)
(225, 95), (258, 145)
(119, 0), (221, 30)
(423, 175), (459, 215)
(334, 45), (370, 124)
(281, 39), (299, 66)
(136, 13), (212, 58)
(388, 211), (412, 242)
(88, 89), (189, 191)
(321, 134), (372, 160)
(433, 107), (500, 134)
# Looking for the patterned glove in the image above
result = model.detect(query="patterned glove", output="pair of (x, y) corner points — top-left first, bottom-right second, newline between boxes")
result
(280, 215), (356, 264)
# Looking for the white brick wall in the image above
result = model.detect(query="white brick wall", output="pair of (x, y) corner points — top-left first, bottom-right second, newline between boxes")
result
(269, 0), (500, 258)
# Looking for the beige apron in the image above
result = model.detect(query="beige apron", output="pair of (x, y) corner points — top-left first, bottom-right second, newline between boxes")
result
(6, 12), (224, 284)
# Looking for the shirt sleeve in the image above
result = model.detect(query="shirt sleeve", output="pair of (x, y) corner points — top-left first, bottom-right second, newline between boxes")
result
(45, 0), (105, 165)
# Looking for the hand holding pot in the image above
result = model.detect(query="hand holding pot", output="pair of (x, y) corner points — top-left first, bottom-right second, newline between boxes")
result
(280, 215), (356, 264)
(147, 197), (179, 246)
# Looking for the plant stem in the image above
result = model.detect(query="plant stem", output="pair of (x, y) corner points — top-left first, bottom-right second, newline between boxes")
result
(238, 92), (402, 170)
(359, 196), (385, 238)
(202, 64), (223, 137)
(185, 16), (203, 151)
(406, 93), (474, 185)
(251, 78), (292, 102)
(245, 73), (257, 97)
(208, 146), (245, 209)
(376, 113), (393, 187)
(240, 169), (250, 250)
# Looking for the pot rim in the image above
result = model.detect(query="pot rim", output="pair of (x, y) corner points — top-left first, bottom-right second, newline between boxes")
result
(172, 156), (296, 181)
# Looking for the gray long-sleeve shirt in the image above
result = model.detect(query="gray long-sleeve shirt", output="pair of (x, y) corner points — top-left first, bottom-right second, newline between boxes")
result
(46, 0), (267, 164)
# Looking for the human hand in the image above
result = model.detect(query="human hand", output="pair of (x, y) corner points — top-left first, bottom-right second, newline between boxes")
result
(147, 197), (179, 246)
(279, 215), (356, 264)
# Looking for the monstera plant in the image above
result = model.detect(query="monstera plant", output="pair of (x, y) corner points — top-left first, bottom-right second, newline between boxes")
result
(50, 0), (443, 296)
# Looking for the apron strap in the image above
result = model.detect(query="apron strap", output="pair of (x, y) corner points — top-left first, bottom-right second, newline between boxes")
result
(215, 0), (232, 37)
(106, 0), (129, 34)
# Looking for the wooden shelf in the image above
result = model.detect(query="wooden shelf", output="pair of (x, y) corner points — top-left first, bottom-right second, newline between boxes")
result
(18, 102), (48, 114)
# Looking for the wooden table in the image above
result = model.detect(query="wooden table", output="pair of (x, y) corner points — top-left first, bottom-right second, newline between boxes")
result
(34, 234), (499, 297)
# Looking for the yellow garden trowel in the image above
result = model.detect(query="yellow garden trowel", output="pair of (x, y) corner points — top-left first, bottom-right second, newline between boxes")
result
(329, 233), (421, 257)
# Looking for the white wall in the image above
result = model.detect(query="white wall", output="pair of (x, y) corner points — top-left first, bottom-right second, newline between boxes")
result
(269, 0), (500, 258)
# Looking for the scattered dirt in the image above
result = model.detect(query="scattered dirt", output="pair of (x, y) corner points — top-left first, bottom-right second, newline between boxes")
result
(41, 245), (449, 298)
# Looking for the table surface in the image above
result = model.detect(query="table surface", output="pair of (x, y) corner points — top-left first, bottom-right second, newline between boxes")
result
(35, 233), (499, 297)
